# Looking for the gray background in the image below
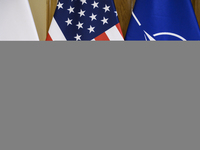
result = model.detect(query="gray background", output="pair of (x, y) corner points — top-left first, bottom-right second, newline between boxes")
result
(0, 42), (199, 150)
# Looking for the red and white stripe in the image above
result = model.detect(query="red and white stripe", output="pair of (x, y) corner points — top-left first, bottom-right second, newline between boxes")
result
(46, 18), (124, 41)
(92, 23), (124, 41)
(46, 18), (67, 41)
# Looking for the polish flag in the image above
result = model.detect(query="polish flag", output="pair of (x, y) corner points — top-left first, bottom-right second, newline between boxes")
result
(0, 0), (39, 41)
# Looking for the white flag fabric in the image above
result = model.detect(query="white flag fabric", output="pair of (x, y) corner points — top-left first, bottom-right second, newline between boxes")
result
(0, 0), (39, 41)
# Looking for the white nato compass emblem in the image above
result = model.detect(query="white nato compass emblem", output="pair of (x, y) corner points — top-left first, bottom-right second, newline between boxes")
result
(132, 12), (187, 41)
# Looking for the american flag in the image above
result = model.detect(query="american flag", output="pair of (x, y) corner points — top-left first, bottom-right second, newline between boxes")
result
(46, 0), (124, 41)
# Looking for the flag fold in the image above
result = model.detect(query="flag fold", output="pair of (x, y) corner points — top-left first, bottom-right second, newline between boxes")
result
(47, 0), (124, 41)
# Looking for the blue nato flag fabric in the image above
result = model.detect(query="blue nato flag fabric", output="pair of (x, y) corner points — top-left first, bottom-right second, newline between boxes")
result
(125, 0), (200, 41)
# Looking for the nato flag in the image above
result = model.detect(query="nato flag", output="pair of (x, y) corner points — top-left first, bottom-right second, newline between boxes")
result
(125, 0), (200, 41)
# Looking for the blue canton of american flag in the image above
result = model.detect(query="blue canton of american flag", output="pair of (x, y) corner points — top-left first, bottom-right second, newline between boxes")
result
(47, 0), (124, 41)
